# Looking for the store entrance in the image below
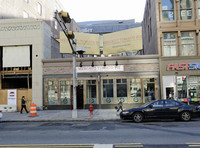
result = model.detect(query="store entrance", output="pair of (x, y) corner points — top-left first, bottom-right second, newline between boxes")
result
(166, 87), (174, 100)
(77, 85), (84, 109)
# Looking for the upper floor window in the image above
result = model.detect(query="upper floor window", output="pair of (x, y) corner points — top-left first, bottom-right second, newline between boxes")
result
(37, 2), (42, 16)
(162, 0), (175, 21)
(163, 33), (177, 56)
(181, 32), (196, 56)
(23, 11), (29, 18)
(180, 0), (193, 20)
(198, 0), (200, 18)
(55, 20), (58, 30)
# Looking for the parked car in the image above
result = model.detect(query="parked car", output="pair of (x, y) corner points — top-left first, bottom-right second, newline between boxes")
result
(120, 100), (200, 123)
(0, 110), (2, 119)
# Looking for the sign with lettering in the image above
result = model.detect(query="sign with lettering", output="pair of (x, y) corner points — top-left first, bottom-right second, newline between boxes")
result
(8, 90), (17, 106)
(167, 63), (200, 71)
(77, 65), (124, 73)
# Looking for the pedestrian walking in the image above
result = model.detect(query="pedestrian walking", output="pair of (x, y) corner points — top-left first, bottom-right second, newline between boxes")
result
(117, 99), (123, 112)
(151, 92), (155, 101)
(20, 96), (29, 114)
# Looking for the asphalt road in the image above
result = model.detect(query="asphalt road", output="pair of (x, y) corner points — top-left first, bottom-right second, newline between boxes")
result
(0, 119), (200, 148)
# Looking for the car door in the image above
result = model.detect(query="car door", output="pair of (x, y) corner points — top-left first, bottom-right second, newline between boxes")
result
(144, 100), (165, 118)
(164, 100), (181, 118)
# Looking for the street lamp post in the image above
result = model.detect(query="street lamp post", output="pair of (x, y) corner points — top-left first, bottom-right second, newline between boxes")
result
(72, 40), (77, 118)
(54, 10), (78, 118)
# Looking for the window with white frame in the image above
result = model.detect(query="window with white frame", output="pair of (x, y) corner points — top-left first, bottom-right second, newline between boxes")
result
(23, 11), (29, 18)
(181, 32), (196, 56)
(55, 20), (58, 30)
(180, 0), (193, 20)
(162, 0), (175, 21)
(163, 33), (177, 56)
(37, 2), (42, 16)
(198, 0), (200, 18)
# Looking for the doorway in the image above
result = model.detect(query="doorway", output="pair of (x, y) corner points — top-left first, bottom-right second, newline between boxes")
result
(166, 87), (174, 100)
(77, 85), (84, 109)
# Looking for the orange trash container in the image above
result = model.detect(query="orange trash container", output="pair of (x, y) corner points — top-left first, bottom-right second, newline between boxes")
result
(30, 104), (37, 117)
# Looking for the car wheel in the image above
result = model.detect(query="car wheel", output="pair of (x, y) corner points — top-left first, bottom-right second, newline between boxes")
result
(180, 111), (191, 121)
(132, 112), (143, 123)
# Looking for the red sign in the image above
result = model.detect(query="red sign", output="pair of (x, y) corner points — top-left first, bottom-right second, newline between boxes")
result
(9, 91), (15, 97)
(167, 63), (200, 70)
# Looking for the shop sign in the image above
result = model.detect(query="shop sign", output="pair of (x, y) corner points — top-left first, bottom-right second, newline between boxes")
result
(7, 90), (17, 106)
(77, 65), (124, 73)
(167, 63), (200, 71)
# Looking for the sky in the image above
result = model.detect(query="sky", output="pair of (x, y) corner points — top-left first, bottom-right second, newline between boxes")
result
(59, 0), (146, 23)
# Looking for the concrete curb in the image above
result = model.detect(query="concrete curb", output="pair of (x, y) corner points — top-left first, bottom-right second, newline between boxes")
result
(0, 119), (121, 122)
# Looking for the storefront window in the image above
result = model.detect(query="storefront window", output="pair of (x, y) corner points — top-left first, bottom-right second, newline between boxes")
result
(117, 79), (127, 103)
(144, 78), (155, 102)
(130, 79), (142, 103)
(47, 80), (58, 105)
(103, 79), (114, 104)
(177, 76), (200, 103)
(86, 80), (97, 104)
(177, 76), (187, 98)
(60, 80), (71, 105)
(181, 32), (196, 56)
(162, 0), (175, 21)
(163, 33), (177, 56)
(180, 0), (193, 20)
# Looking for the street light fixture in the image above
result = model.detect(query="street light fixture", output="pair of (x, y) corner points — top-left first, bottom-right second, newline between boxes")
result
(55, 10), (81, 118)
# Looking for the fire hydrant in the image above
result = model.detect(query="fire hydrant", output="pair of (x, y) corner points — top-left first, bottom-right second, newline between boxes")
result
(89, 104), (94, 117)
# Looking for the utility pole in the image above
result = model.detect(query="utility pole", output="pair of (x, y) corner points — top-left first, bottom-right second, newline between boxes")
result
(72, 40), (77, 118)
(55, 10), (77, 118)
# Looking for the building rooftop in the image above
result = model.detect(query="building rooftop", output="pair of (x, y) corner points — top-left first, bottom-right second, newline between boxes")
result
(78, 19), (141, 34)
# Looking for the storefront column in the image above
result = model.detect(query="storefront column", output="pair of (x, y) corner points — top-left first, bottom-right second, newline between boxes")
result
(98, 75), (101, 109)
(177, 31), (181, 56)
(113, 79), (117, 104)
(175, 71), (178, 101)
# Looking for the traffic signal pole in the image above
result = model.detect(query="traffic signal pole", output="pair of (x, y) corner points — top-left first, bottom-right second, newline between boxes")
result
(72, 51), (77, 118)
(55, 10), (77, 118)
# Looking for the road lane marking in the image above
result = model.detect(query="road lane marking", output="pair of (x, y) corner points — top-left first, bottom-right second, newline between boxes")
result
(0, 144), (94, 148)
(187, 143), (200, 147)
(94, 144), (113, 148)
(114, 143), (143, 148)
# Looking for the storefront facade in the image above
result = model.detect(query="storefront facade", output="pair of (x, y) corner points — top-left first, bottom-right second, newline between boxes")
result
(43, 55), (160, 109)
(160, 57), (200, 104)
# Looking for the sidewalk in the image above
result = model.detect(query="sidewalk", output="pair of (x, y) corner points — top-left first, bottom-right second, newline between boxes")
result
(0, 109), (121, 122)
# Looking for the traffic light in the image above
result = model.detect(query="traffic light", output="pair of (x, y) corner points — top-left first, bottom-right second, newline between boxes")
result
(59, 10), (71, 23)
(67, 30), (75, 39)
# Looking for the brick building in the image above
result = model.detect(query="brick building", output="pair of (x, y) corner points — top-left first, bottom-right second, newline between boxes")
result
(143, 0), (200, 103)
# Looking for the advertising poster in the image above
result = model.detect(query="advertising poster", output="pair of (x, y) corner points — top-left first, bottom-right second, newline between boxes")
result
(103, 27), (142, 55)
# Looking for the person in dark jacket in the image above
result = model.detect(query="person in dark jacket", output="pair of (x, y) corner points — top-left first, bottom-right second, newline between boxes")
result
(151, 92), (156, 101)
(20, 96), (29, 113)
(117, 99), (123, 112)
